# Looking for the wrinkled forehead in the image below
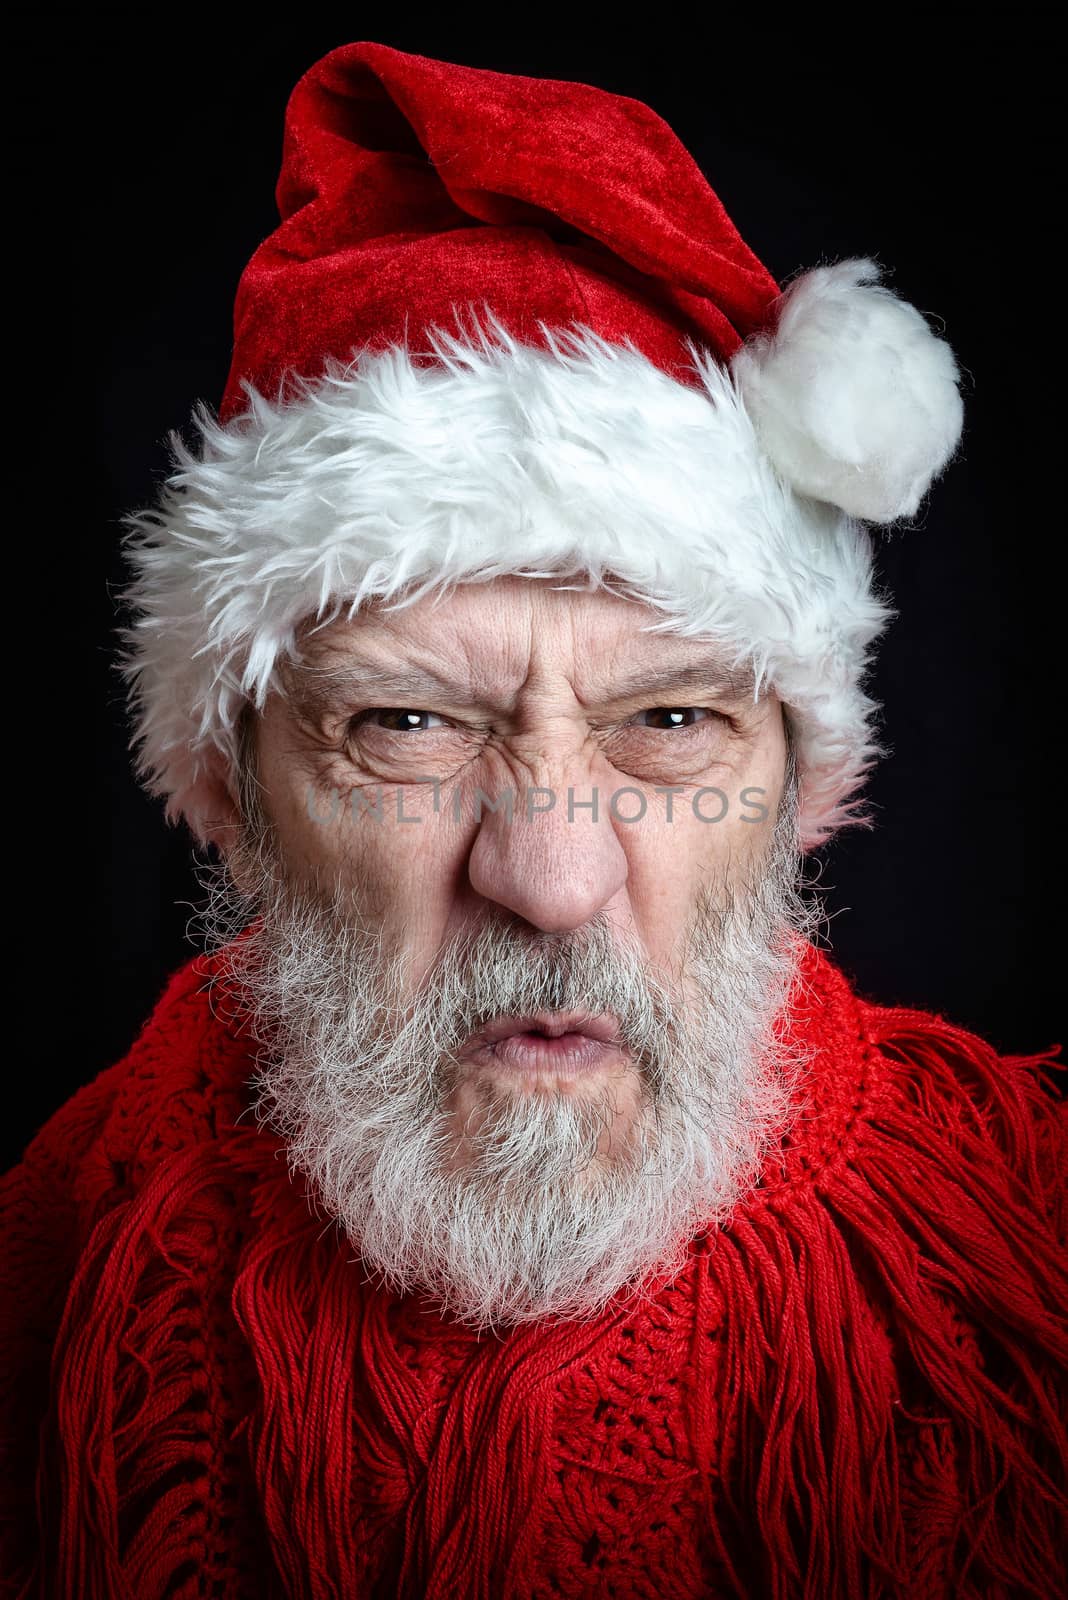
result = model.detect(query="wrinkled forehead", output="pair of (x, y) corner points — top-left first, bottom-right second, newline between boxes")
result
(281, 578), (762, 710)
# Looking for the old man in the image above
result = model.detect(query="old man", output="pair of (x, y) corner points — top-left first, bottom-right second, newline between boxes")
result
(2, 38), (1064, 1600)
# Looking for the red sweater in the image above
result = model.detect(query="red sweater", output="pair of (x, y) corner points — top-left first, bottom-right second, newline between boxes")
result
(2, 941), (1065, 1599)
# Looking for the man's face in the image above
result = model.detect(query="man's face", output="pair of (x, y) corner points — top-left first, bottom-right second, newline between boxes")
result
(217, 577), (815, 1329)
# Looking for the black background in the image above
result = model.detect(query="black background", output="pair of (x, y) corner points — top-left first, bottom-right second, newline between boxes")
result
(11, 12), (1063, 1173)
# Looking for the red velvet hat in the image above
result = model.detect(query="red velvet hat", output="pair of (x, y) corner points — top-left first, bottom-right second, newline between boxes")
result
(219, 41), (782, 426)
(120, 41), (965, 851)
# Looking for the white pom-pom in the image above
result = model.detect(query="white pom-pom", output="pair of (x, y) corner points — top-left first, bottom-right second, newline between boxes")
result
(730, 257), (964, 522)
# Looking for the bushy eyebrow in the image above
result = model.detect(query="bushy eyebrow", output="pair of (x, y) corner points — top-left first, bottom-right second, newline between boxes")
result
(282, 652), (759, 718)
(283, 661), (471, 719)
(598, 659), (759, 703)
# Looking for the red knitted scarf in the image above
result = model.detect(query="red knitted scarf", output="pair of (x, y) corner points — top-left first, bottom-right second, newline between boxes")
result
(2, 941), (1065, 1598)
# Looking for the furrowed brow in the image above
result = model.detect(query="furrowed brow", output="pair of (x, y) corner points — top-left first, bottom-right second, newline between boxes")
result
(604, 657), (760, 703)
(280, 653), (761, 719)
(282, 660), (464, 717)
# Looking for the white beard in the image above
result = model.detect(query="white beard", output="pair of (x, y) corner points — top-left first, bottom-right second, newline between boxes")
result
(207, 784), (818, 1332)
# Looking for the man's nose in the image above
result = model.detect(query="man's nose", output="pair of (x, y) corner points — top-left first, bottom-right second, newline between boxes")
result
(466, 775), (628, 933)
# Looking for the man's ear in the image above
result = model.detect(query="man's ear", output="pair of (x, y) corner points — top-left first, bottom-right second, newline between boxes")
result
(194, 770), (244, 859)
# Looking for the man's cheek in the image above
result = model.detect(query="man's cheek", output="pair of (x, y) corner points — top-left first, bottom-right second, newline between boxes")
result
(347, 833), (461, 968)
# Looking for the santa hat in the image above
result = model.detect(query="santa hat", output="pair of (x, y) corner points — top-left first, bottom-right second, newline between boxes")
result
(118, 40), (964, 852)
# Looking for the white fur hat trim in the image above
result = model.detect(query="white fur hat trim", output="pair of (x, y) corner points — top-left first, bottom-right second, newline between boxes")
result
(118, 293), (959, 852)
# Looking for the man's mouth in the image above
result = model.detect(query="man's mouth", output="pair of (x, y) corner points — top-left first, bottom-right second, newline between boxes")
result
(464, 1011), (626, 1079)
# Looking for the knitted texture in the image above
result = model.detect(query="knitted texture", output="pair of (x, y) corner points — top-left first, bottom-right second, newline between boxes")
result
(1, 941), (1065, 1599)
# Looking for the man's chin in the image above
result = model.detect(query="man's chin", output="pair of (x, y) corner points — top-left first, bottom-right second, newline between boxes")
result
(264, 1058), (779, 1329)
(442, 1051), (648, 1171)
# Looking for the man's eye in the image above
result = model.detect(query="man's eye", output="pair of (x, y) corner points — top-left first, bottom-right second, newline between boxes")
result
(354, 709), (446, 732)
(632, 707), (718, 730)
